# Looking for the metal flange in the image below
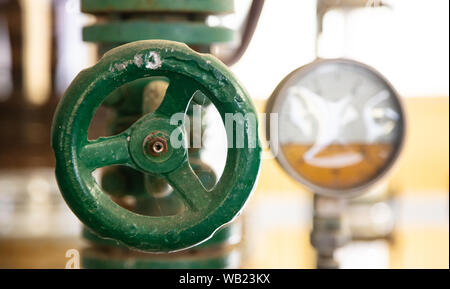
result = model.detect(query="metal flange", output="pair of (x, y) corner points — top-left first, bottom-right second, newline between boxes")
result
(81, 246), (241, 269)
(83, 21), (235, 45)
(81, 0), (235, 15)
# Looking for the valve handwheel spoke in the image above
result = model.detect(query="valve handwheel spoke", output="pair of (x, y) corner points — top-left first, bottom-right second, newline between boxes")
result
(80, 133), (133, 170)
(154, 75), (200, 118)
(52, 40), (261, 252)
(165, 160), (211, 211)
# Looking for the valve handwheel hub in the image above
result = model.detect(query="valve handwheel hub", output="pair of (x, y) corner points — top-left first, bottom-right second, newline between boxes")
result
(51, 40), (261, 252)
(146, 135), (167, 157)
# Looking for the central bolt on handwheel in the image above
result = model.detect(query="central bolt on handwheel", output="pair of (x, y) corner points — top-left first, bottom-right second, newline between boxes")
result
(144, 134), (168, 157)
(147, 136), (167, 157)
(51, 40), (261, 252)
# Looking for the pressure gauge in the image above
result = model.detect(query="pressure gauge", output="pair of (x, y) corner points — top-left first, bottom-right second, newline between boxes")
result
(266, 59), (405, 198)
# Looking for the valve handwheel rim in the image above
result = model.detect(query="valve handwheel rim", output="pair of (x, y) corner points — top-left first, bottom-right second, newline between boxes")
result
(51, 40), (261, 252)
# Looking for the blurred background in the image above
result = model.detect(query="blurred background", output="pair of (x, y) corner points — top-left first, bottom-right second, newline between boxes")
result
(0, 0), (448, 269)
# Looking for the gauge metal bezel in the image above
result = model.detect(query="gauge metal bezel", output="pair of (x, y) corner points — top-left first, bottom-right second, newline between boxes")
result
(265, 58), (406, 198)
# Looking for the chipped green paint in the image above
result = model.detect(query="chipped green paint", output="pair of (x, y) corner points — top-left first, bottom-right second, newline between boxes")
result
(51, 40), (261, 253)
(82, 223), (238, 250)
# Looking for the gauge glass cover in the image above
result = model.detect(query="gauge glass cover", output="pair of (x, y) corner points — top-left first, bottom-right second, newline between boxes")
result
(268, 59), (405, 196)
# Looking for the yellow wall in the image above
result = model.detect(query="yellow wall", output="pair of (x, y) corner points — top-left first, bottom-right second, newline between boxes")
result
(245, 96), (449, 269)
(254, 96), (449, 196)
(392, 97), (449, 194)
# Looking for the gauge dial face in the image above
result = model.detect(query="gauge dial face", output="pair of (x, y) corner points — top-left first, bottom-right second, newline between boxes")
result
(267, 59), (405, 196)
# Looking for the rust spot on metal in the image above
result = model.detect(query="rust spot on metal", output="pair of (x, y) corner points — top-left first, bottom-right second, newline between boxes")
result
(146, 135), (168, 157)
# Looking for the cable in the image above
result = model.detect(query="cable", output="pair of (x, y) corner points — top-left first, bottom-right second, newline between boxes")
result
(219, 0), (265, 66)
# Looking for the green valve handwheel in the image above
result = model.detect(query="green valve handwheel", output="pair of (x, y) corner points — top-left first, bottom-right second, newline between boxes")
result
(83, 21), (236, 45)
(51, 40), (261, 252)
(81, 0), (235, 14)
